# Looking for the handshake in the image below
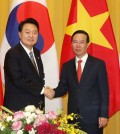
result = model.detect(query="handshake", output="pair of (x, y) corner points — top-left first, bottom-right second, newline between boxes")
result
(44, 86), (55, 99)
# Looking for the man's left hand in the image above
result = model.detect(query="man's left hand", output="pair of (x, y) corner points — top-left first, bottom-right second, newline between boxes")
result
(99, 117), (108, 128)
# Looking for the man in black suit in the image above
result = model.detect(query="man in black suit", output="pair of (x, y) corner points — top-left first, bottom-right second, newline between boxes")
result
(45, 30), (109, 134)
(4, 18), (45, 111)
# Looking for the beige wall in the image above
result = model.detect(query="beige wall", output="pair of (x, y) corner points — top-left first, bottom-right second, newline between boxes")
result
(0, 0), (120, 133)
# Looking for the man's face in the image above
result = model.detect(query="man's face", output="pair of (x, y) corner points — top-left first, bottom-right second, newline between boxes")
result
(72, 33), (88, 58)
(19, 23), (39, 50)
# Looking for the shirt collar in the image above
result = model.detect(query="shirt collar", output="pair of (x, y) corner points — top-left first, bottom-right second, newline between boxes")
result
(76, 53), (88, 63)
(20, 41), (33, 55)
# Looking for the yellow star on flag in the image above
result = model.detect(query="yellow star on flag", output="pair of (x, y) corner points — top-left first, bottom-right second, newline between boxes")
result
(65, 0), (112, 49)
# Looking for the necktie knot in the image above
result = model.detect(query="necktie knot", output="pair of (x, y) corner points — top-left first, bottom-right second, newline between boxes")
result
(29, 51), (33, 58)
(78, 60), (82, 64)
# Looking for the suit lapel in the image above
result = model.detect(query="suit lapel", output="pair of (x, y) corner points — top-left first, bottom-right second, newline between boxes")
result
(33, 48), (39, 70)
(33, 48), (42, 76)
(33, 48), (45, 83)
(70, 58), (78, 84)
(80, 55), (92, 83)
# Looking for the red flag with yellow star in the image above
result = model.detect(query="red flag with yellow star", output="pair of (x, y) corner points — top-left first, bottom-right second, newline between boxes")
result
(60, 0), (120, 117)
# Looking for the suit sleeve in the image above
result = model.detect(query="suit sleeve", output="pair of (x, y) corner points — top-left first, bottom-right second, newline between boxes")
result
(98, 61), (109, 118)
(54, 64), (68, 97)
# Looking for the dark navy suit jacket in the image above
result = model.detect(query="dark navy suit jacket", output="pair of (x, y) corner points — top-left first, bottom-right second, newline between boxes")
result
(4, 43), (45, 111)
(54, 54), (109, 124)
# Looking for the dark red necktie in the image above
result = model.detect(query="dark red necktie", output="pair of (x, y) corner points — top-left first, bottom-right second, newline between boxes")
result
(77, 60), (82, 82)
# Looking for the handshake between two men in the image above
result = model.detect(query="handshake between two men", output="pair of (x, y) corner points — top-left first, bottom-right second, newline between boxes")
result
(44, 86), (55, 99)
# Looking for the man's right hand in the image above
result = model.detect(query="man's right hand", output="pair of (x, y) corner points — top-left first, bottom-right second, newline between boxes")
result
(44, 86), (55, 99)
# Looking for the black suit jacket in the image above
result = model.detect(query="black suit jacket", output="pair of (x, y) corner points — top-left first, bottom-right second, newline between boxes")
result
(4, 43), (45, 111)
(54, 54), (109, 124)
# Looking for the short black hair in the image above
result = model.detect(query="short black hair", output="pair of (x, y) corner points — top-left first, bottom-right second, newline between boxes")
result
(71, 30), (90, 43)
(18, 18), (39, 32)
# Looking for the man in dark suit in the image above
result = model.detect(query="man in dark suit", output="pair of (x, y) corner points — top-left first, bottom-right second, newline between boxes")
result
(44, 30), (109, 134)
(4, 18), (45, 111)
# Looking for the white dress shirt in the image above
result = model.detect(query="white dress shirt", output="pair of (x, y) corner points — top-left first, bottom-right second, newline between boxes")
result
(75, 53), (88, 72)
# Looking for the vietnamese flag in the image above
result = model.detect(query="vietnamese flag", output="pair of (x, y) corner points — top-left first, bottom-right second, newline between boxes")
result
(60, 0), (120, 117)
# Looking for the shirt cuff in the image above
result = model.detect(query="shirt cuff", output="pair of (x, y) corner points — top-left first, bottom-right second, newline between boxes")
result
(40, 86), (45, 94)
